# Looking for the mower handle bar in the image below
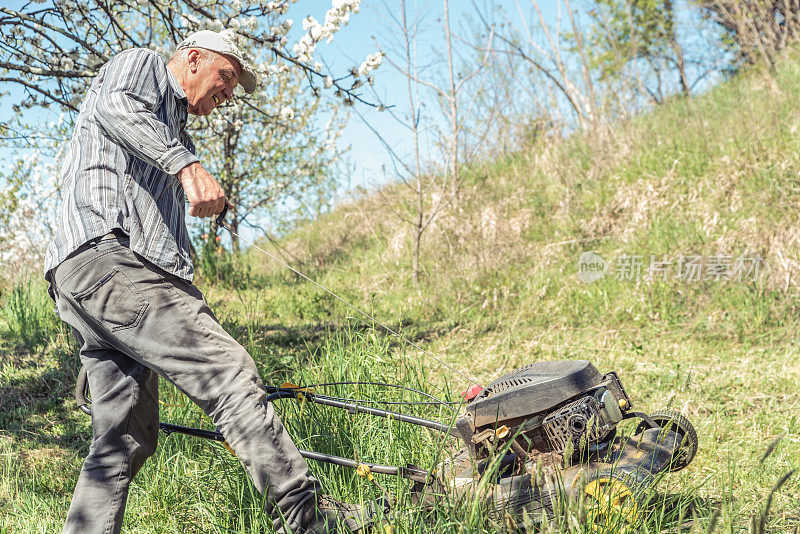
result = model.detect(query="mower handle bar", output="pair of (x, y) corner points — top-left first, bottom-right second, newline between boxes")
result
(74, 365), (433, 483)
(78, 363), (454, 433)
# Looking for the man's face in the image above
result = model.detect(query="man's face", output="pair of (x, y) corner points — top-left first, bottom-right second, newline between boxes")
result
(183, 49), (240, 116)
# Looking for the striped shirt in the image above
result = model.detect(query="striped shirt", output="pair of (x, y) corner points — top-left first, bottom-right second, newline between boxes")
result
(44, 48), (200, 283)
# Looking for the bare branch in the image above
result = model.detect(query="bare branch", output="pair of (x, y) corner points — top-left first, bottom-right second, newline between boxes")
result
(0, 6), (109, 60)
(0, 60), (97, 79)
(0, 77), (78, 111)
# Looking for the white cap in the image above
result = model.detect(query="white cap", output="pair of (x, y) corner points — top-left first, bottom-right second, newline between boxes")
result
(176, 30), (257, 93)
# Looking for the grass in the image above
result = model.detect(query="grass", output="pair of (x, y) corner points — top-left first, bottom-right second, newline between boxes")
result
(3, 50), (800, 533)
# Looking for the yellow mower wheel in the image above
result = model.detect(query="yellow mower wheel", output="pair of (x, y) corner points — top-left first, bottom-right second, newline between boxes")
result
(583, 471), (641, 533)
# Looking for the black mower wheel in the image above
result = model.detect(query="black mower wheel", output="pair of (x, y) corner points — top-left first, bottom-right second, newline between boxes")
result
(636, 410), (698, 472)
(581, 469), (644, 533)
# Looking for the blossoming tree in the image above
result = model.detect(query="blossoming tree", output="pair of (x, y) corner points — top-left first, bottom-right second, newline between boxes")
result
(0, 0), (383, 267)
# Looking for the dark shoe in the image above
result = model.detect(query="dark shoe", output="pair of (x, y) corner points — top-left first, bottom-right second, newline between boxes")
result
(300, 495), (390, 533)
(299, 508), (338, 534)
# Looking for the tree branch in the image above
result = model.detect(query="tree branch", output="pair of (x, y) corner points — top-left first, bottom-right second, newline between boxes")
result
(0, 77), (78, 111)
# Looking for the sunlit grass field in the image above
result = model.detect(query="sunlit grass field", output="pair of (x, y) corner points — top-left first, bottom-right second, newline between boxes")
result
(3, 51), (800, 533)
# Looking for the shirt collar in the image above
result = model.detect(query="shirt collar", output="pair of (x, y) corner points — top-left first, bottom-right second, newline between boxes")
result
(165, 66), (188, 102)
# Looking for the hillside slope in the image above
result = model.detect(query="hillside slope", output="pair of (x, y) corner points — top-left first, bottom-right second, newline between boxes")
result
(3, 52), (800, 533)
(227, 53), (800, 526)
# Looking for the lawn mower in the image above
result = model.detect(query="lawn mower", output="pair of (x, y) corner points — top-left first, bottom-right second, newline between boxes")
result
(75, 358), (698, 530)
(73, 211), (699, 530)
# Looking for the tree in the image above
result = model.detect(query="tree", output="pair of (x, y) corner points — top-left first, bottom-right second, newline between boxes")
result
(480, 0), (603, 131)
(696, 0), (800, 70)
(584, 0), (691, 104)
(0, 1), (373, 115)
(362, 0), (491, 282)
(0, 124), (70, 275)
(0, 0), (380, 256)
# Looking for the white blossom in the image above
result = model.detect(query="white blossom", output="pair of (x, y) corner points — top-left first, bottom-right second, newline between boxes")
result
(279, 106), (294, 120)
(270, 19), (293, 38)
(243, 16), (259, 31)
(266, 1), (289, 14)
(292, 0), (361, 63)
(357, 51), (383, 77)
(180, 12), (201, 27)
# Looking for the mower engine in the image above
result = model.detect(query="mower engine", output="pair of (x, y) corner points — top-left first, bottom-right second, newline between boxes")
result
(424, 360), (698, 528)
(458, 361), (630, 460)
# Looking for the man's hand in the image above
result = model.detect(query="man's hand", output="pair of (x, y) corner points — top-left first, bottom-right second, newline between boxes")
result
(177, 162), (229, 218)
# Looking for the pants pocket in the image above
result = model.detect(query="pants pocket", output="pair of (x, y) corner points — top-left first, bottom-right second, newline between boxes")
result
(71, 267), (149, 331)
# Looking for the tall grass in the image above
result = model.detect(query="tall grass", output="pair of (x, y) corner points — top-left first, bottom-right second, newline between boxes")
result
(0, 279), (60, 350)
(1, 310), (794, 533)
(197, 240), (260, 290)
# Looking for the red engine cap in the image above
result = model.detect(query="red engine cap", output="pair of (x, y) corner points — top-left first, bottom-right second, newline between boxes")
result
(462, 384), (483, 401)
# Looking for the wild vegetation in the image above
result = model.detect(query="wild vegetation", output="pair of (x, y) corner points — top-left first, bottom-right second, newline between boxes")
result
(4, 0), (800, 532)
(3, 36), (800, 532)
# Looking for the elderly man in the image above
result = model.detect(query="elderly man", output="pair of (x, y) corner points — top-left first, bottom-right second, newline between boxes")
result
(44, 31), (356, 534)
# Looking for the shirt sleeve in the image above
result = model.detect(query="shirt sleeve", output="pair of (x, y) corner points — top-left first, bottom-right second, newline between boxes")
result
(94, 49), (199, 175)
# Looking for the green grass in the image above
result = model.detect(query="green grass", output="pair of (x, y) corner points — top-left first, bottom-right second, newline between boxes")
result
(3, 51), (800, 533)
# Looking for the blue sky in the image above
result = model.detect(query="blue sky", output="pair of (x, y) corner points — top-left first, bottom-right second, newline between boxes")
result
(1, 0), (536, 187)
(286, 0), (543, 192)
(1, 1), (720, 235)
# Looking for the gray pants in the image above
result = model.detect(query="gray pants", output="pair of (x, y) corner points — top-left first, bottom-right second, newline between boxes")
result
(50, 233), (320, 534)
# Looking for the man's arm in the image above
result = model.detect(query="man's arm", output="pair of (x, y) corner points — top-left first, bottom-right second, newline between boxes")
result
(94, 49), (226, 217)
(94, 49), (198, 175)
(176, 162), (228, 218)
